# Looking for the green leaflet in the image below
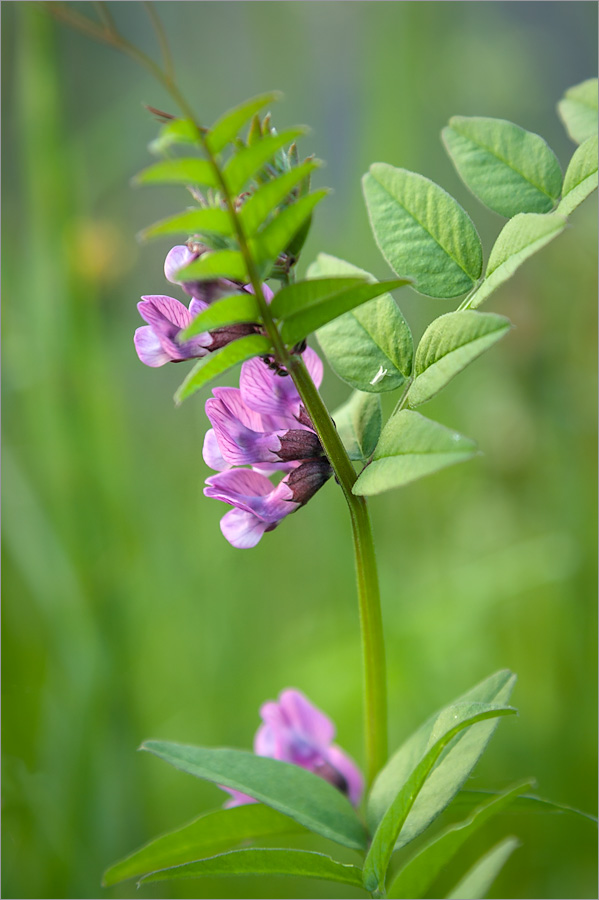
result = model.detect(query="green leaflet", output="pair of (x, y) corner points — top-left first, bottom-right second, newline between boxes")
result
(139, 848), (366, 889)
(102, 804), (306, 887)
(139, 207), (233, 241)
(174, 335), (272, 404)
(467, 212), (566, 309)
(175, 249), (248, 283)
(249, 190), (329, 270)
(271, 277), (367, 318)
(149, 118), (203, 155)
(133, 157), (217, 189)
(206, 92), (282, 154)
(239, 161), (322, 235)
(445, 837), (520, 900)
(361, 704), (517, 895)
(366, 671), (516, 843)
(450, 790), (598, 824)
(407, 311), (512, 407)
(387, 781), (532, 899)
(442, 116), (562, 217)
(332, 392), (382, 463)
(223, 129), (307, 195)
(180, 293), (261, 340)
(309, 254), (413, 393)
(558, 135), (599, 217)
(557, 78), (598, 145)
(352, 410), (477, 496)
(363, 164), (482, 298)
(141, 742), (367, 850)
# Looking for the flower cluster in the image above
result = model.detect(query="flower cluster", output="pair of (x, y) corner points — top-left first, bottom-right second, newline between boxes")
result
(221, 689), (363, 808)
(134, 244), (331, 548)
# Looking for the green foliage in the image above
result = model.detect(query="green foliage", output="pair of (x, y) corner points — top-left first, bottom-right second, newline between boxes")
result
(176, 248), (249, 282)
(174, 335), (272, 404)
(362, 164), (482, 298)
(206, 92), (283, 155)
(557, 78), (598, 144)
(239, 161), (322, 234)
(141, 742), (368, 850)
(558, 135), (599, 217)
(407, 311), (512, 407)
(361, 704), (517, 894)
(249, 189), (329, 273)
(387, 781), (532, 899)
(270, 277), (367, 317)
(353, 410), (477, 496)
(309, 254), (413, 393)
(133, 157), (217, 188)
(139, 207), (233, 241)
(442, 117), (562, 216)
(181, 293), (262, 339)
(467, 213), (566, 309)
(139, 848), (366, 889)
(102, 804), (305, 887)
(451, 790), (599, 823)
(332, 392), (382, 463)
(445, 837), (520, 899)
(223, 128), (307, 195)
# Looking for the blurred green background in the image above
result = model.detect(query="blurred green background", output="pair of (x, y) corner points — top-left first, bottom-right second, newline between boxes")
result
(2, 3), (597, 898)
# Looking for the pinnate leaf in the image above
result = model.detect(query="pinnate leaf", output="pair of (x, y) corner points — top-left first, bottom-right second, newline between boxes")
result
(309, 254), (413, 393)
(239, 161), (321, 235)
(181, 293), (261, 340)
(361, 704), (517, 894)
(176, 249), (248, 283)
(558, 135), (598, 217)
(353, 410), (477, 496)
(467, 212), (566, 309)
(175, 335), (272, 404)
(141, 742), (367, 850)
(367, 671), (516, 842)
(133, 157), (217, 189)
(442, 116), (562, 216)
(332, 392), (382, 463)
(557, 78), (598, 145)
(206, 92), (282, 155)
(224, 129), (307, 195)
(408, 311), (511, 407)
(140, 848), (365, 889)
(363, 164), (482, 298)
(139, 207), (233, 241)
(445, 837), (519, 899)
(102, 804), (305, 887)
(387, 781), (532, 899)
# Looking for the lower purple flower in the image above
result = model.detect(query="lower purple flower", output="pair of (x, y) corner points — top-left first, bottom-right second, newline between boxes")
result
(134, 294), (213, 367)
(220, 689), (364, 808)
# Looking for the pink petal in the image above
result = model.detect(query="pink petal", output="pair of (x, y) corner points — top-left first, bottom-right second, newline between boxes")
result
(325, 744), (364, 807)
(220, 508), (271, 549)
(134, 326), (171, 367)
(202, 429), (230, 472)
(164, 245), (195, 283)
(220, 786), (259, 808)
(240, 356), (302, 419)
(212, 387), (268, 432)
(303, 346), (324, 389)
(138, 295), (193, 330)
(278, 689), (335, 748)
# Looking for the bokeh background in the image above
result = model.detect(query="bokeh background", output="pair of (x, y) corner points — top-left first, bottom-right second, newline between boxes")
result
(2, 3), (597, 898)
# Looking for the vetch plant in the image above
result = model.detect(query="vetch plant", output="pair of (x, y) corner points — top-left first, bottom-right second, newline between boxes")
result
(48, 5), (598, 898)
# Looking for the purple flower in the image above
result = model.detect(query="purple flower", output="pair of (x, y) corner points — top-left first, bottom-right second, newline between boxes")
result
(239, 346), (323, 420)
(164, 244), (239, 305)
(134, 295), (213, 367)
(221, 689), (364, 808)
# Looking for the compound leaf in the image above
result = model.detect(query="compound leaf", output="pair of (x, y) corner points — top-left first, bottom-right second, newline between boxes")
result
(557, 78), (598, 145)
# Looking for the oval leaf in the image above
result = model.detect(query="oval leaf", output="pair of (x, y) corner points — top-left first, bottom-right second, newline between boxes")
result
(174, 335), (272, 404)
(362, 704), (517, 894)
(387, 781), (532, 899)
(141, 742), (367, 850)
(442, 117), (562, 216)
(206, 92), (282, 155)
(140, 848), (365, 889)
(309, 254), (413, 393)
(133, 158), (217, 189)
(467, 212), (566, 309)
(332, 392), (382, 463)
(353, 410), (477, 496)
(139, 207), (233, 242)
(366, 671), (516, 842)
(445, 837), (519, 900)
(558, 135), (598, 217)
(103, 804), (305, 887)
(224, 129), (307, 195)
(181, 293), (261, 340)
(557, 78), (598, 145)
(239, 161), (322, 235)
(408, 311), (512, 407)
(363, 164), (482, 298)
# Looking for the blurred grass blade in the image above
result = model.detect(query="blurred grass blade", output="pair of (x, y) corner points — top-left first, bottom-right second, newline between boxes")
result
(133, 158), (217, 188)
(103, 805), (306, 886)
(557, 78), (598, 144)
(452, 790), (598, 823)
(181, 293), (261, 340)
(445, 837), (520, 899)
(250, 190), (329, 268)
(361, 705), (517, 895)
(139, 848), (365, 888)
(407, 311), (512, 407)
(224, 129), (307, 195)
(467, 212), (566, 309)
(141, 742), (367, 850)
(139, 208), (233, 241)
(332, 392), (382, 463)
(239, 161), (321, 235)
(206, 91), (282, 154)
(176, 249), (248, 282)
(174, 336), (272, 404)
(558, 135), (598, 217)
(442, 116), (562, 216)
(387, 780), (533, 899)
